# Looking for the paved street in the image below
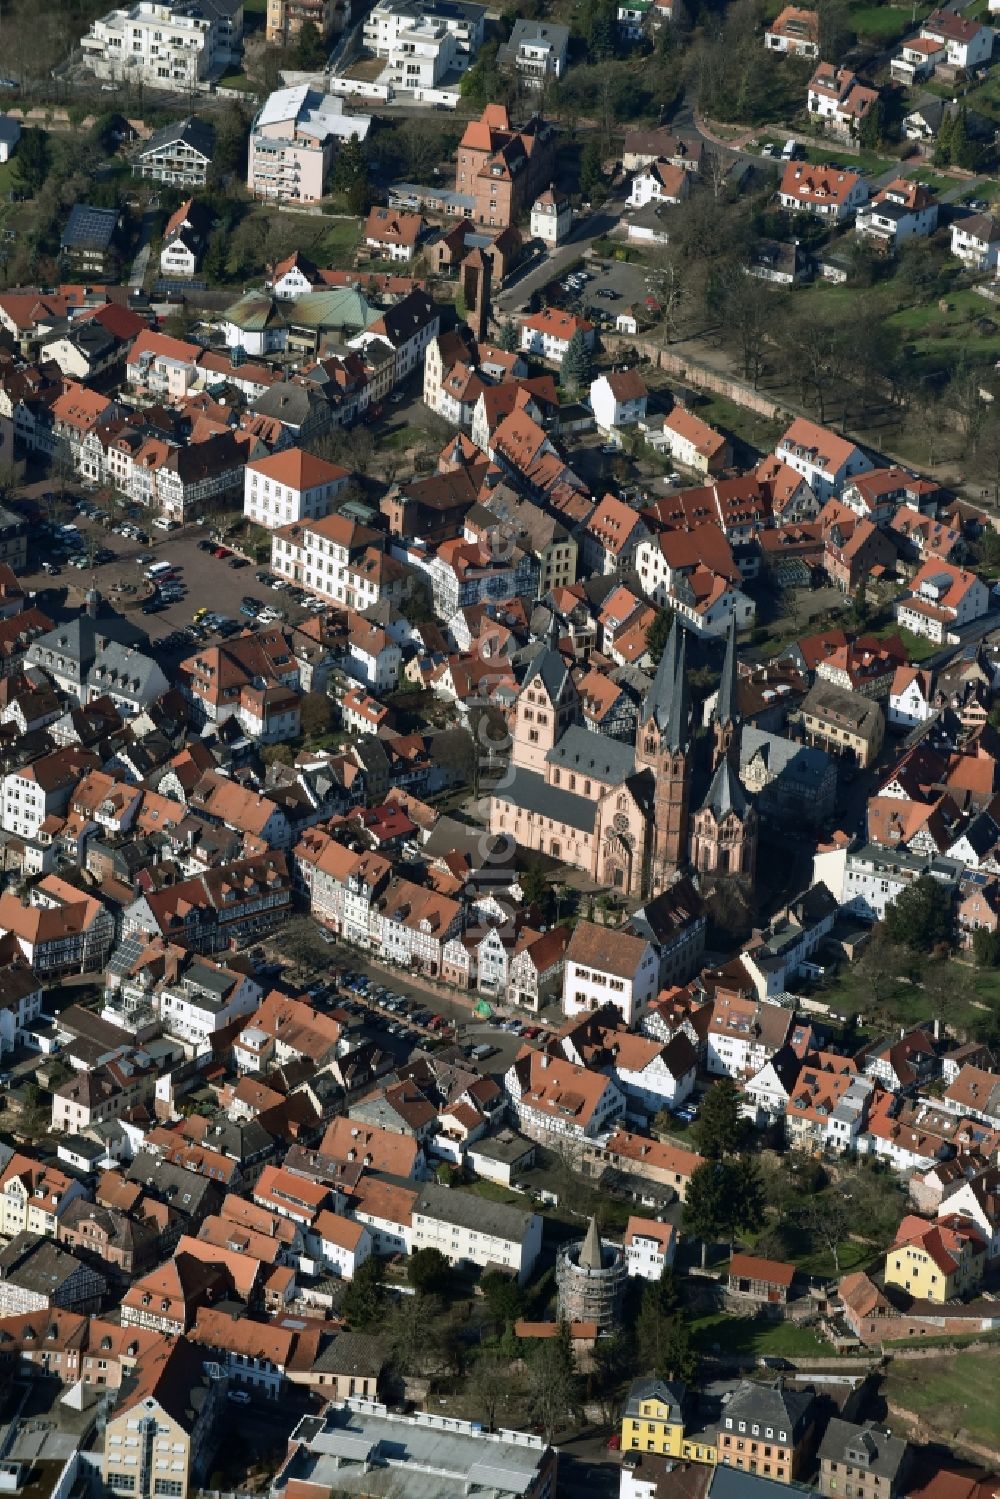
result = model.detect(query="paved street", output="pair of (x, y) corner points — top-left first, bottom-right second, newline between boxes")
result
(496, 196), (629, 313)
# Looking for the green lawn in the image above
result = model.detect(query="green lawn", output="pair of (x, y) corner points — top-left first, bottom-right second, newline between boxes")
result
(217, 70), (258, 92)
(799, 141), (898, 177)
(883, 289), (1000, 370)
(959, 180), (1000, 203)
(815, 954), (987, 1035)
(381, 424), (428, 451)
(464, 1179), (525, 1207)
(971, 965), (1000, 1012)
(849, 2), (929, 38)
(902, 168), (958, 195)
(959, 70), (1000, 123)
(692, 1313), (831, 1359)
(872, 623), (941, 663)
(884, 1351), (1000, 1448)
(317, 218), (362, 264)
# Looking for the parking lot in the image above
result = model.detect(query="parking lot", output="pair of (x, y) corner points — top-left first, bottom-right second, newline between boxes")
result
(543, 256), (658, 328)
(20, 500), (319, 664)
(285, 957), (538, 1077)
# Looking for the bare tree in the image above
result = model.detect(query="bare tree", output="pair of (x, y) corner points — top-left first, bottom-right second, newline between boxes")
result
(711, 262), (778, 388)
(646, 249), (685, 345)
(802, 1193), (852, 1274)
(466, 1356), (516, 1432)
(706, 150), (731, 200)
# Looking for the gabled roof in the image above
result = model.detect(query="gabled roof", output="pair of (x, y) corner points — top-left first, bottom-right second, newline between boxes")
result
(141, 116), (215, 163)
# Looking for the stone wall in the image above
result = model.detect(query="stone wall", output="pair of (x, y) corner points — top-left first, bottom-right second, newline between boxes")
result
(599, 333), (786, 421)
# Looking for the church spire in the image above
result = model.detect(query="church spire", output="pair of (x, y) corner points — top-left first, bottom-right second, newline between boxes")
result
(699, 755), (750, 819)
(642, 618), (689, 753)
(713, 613), (740, 771)
(664, 623), (690, 755)
(717, 613), (739, 729)
(642, 617), (679, 729)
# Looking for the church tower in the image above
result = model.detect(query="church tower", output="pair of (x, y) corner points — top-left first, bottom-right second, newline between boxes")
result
(510, 614), (578, 774)
(713, 613), (740, 771)
(635, 620), (692, 895)
(689, 756), (758, 882)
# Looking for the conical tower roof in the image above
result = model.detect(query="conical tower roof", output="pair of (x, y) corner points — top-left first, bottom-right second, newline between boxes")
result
(579, 1215), (603, 1271)
(700, 756), (750, 820)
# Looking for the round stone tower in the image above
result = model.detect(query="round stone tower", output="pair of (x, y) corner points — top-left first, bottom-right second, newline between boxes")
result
(555, 1215), (626, 1333)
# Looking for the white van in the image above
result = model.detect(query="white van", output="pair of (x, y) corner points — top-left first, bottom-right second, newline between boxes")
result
(781, 139), (798, 160)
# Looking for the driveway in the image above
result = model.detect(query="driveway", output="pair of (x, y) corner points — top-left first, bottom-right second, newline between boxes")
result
(129, 208), (158, 292)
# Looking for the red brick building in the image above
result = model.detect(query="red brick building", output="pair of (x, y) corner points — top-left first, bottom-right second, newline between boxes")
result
(455, 104), (557, 230)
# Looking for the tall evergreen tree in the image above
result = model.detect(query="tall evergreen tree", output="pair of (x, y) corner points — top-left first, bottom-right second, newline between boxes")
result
(645, 606), (674, 666)
(498, 318), (519, 352)
(294, 18), (328, 68)
(332, 132), (368, 192)
(684, 1160), (728, 1269)
(934, 109), (955, 165)
(561, 329), (593, 394)
(856, 97), (884, 152)
(695, 1079), (747, 1159)
(951, 105), (976, 170)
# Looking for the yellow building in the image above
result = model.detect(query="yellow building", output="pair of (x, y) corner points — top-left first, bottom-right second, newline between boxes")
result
(621, 1378), (717, 1464)
(103, 1340), (223, 1499)
(886, 1214), (987, 1303)
(266, 0), (336, 44)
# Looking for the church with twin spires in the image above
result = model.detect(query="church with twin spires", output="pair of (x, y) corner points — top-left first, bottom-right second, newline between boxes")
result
(490, 614), (757, 900)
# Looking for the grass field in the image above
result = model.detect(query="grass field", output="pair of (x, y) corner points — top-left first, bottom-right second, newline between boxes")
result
(886, 288), (1000, 365)
(800, 142), (898, 176)
(786, 1239), (870, 1277)
(961, 70), (1000, 123)
(756, 137), (897, 178)
(903, 168), (958, 195)
(873, 623), (941, 663)
(465, 1179), (524, 1207)
(849, 2), (930, 37)
(959, 180), (1000, 203)
(316, 218), (362, 262)
(218, 70), (258, 92)
(692, 1313), (831, 1359)
(884, 1351), (1000, 1449)
(814, 955), (988, 1034)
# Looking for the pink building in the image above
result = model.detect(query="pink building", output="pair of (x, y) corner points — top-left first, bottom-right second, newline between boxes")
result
(248, 84), (371, 204)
